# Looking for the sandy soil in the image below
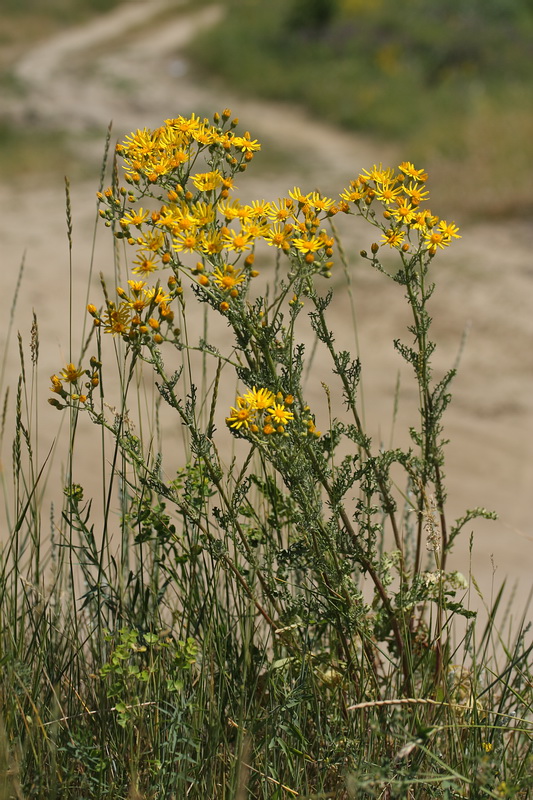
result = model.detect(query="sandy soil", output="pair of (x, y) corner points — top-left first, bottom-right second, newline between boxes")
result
(1, 0), (532, 609)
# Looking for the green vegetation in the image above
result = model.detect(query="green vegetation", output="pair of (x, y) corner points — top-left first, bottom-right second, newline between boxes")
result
(0, 0), (123, 71)
(188, 0), (533, 215)
(0, 112), (531, 798)
(2, 0), (122, 24)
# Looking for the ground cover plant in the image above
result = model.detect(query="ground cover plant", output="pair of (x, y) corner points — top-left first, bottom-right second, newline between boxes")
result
(0, 110), (531, 798)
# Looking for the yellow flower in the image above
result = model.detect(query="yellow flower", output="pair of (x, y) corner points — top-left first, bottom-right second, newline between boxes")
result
(217, 199), (244, 221)
(391, 198), (416, 225)
(288, 187), (310, 204)
(222, 229), (253, 253)
(398, 162), (428, 181)
(144, 286), (170, 305)
(381, 229), (405, 248)
(437, 220), (461, 240)
(292, 236), (323, 254)
(267, 403), (294, 425)
(137, 231), (165, 253)
(166, 113), (203, 135)
(191, 170), (223, 192)
(263, 223), (292, 250)
(247, 199), (272, 218)
(200, 230), (225, 255)
(50, 374), (64, 393)
(307, 192), (335, 213)
(403, 180), (429, 206)
(410, 209), (434, 230)
(375, 182), (402, 205)
(189, 201), (216, 227)
(173, 232), (200, 253)
(102, 305), (132, 335)
(339, 180), (368, 203)
(231, 134), (261, 152)
(242, 386), (275, 410)
(360, 164), (395, 184)
(60, 363), (84, 383)
(242, 219), (270, 238)
(127, 280), (147, 293)
(423, 229), (449, 249)
(226, 397), (254, 429)
(265, 199), (294, 222)
(212, 267), (246, 292)
(132, 255), (159, 275)
(120, 207), (150, 228)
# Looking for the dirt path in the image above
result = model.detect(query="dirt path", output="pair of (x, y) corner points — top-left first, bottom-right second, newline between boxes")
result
(2, 1), (532, 605)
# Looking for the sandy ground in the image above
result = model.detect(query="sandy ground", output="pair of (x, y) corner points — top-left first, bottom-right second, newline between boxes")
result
(1, 0), (532, 611)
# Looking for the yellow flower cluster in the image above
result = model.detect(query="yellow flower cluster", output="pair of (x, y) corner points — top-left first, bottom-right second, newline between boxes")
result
(87, 281), (175, 341)
(49, 362), (99, 407)
(340, 161), (460, 254)
(95, 111), (339, 334)
(53, 111), (461, 429)
(226, 387), (294, 435)
(226, 387), (320, 439)
(116, 112), (260, 185)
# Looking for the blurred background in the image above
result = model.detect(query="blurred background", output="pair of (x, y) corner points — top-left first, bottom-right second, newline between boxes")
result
(3, 0), (533, 213)
(1, 0), (532, 598)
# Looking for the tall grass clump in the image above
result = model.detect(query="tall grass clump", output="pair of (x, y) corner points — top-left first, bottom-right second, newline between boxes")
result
(0, 110), (531, 798)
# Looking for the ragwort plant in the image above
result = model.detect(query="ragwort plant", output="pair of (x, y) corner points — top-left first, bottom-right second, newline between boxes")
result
(37, 110), (532, 798)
